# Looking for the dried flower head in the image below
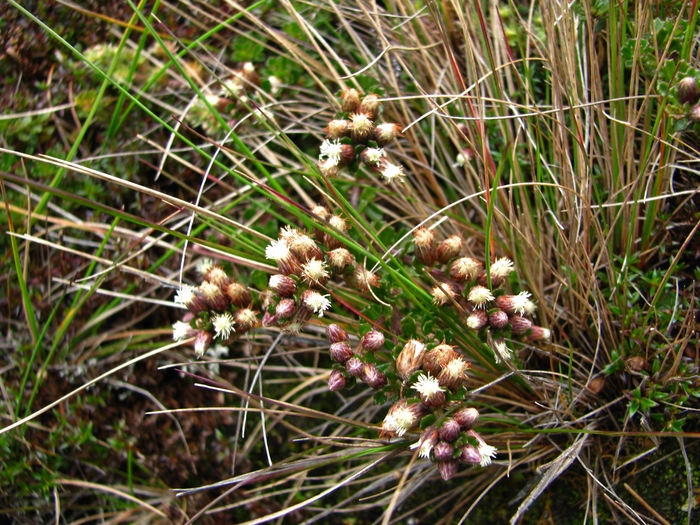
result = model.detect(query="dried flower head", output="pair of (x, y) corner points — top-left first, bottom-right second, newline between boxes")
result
(396, 339), (427, 380)
(327, 248), (355, 274)
(413, 227), (437, 266)
(346, 266), (380, 293)
(200, 281), (229, 311)
(491, 338), (513, 364)
(225, 282), (252, 308)
(234, 308), (258, 333)
(372, 122), (402, 147)
(324, 119), (351, 139)
(359, 93), (381, 119)
(340, 88), (361, 113)
(437, 356), (470, 392)
(423, 344), (460, 377)
(378, 160), (405, 184)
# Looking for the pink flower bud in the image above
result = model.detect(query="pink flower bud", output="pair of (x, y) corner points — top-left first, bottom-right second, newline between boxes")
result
(433, 441), (454, 462)
(268, 274), (297, 297)
(527, 326), (551, 341)
(488, 310), (509, 329)
(328, 370), (347, 391)
(509, 316), (532, 335)
(466, 310), (488, 331)
(275, 298), (297, 320)
(326, 324), (349, 344)
(361, 329), (385, 352)
(459, 444), (481, 465)
(329, 342), (354, 363)
(262, 311), (279, 327)
(345, 357), (364, 377)
(438, 459), (458, 480)
(453, 407), (479, 430)
(438, 419), (461, 443)
(361, 363), (388, 389)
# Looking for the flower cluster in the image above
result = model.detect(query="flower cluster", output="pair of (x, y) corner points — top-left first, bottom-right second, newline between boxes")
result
(172, 259), (258, 356)
(412, 228), (550, 363)
(318, 88), (404, 183)
(323, 321), (497, 480)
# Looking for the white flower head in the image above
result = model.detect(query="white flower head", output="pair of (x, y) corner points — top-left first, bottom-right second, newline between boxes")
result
(478, 442), (498, 467)
(265, 239), (291, 261)
(511, 291), (532, 316)
(304, 291), (331, 317)
(319, 139), (344, 166)
(172, 321), (193, 341)
(380, 162), (405, 183)
(393, 405), (418, 437)
(492, 338), (513, 364)
(212, 312), (235, 340)
(195, 258), (214, 276)
(174, 285), (196, 306)
(411, 373), (444, 398)
(524, 299), (537, 316)
(467, 285), (494, 308)
(455, 152), (466, 167)
(364, 147), (385, 165)
(301, 259), (329, 286)
(490, 257), (514, 279)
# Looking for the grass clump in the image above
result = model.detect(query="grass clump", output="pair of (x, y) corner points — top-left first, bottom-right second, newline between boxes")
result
(1, 0), (699, 524)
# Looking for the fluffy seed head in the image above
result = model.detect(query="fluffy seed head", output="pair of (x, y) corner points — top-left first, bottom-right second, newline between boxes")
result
(491, 338), (513, 364)
(489, 257), (514, 283)
(195, 258), (215, 276)
(377, 160), (405, 184)
(318, 158), (341, 177)
(360, 147), (385, 166)
(172, 321), (195, 341)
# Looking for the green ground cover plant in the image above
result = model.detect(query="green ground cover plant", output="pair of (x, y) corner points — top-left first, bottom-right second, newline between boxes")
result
(1, 0), (699, 523)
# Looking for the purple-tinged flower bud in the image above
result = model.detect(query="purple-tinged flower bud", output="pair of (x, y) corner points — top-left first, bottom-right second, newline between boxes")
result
(345, 357), (364, 377)
(488, 310), (509, 329)
(340, 88), (361, 113)
(527, 326), (551, 341)
(327, 248), (355, 275)
(326, 324), (349, 344)
(438, 459), (459, 481)
(466, 310), (488, 331)
(328, 370), (347, 391)
(225, 282), (252, 308)
(194, 330), (213, 357)
(359, 93), (381, 119)
(509, 316), (533, 335)
(679, 77), (700, 105)
(396, 339), (427, 380)
(324, 119), (351, 139)
(349, 112), (374, 143)
(262, 311), (279, 327)
(275, 298), (297, 320)
(449, 257), (482, 283)
(459, 444), (481, 465)
(330, 342), (354, 363)
(361, 329), (385, 352)
(433, 441), (454, 462)
(361, 363), (388, 389)
(234, 308), (258, 333)
(372, 122), (402, 147)
(438, 419), (461, 443)
(454, 407), (479, 430)
(437, 235), (463, 264)
(265, 239), (300, 276)
(268, 274), (297, 297)
(423, 344), (459, 377)
(413, 227), (437, 266)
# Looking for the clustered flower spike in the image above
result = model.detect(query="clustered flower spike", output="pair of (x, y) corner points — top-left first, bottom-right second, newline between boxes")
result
(317, 89), (405, 185)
